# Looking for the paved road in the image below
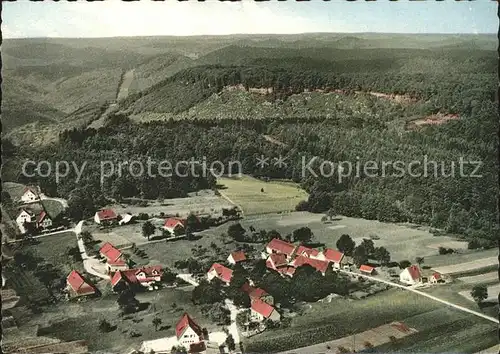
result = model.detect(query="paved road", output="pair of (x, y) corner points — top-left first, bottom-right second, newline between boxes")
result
(225, 299), (242, 345)
(340, 270), (499, 324)
(74, 220), (109, 280)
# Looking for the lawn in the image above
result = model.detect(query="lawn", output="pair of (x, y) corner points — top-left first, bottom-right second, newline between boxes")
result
(41, 199), (66, 219)
(2, 181), (27, 201)
(217, 176), (308, 216)
(34, 288), (218, 352)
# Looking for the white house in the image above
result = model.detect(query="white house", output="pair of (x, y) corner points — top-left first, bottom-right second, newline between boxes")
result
(164, 217), (186, 235)
(399, 265), (422, 285)
(176, 313), (204, 349)
(36, 211), (53, 230)
(227, 251), (246, 265)
(250, 299), (281, 322)
(207, 263), (233, 285)
(429, 272), (443, 284)
(16, 209), (34, 233)
(21, 187), (39, 203)
(94, 209), (118, 225)
(317, 248), (345, 269)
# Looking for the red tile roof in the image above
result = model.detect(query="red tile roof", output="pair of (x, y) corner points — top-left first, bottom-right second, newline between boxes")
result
(295, 245), (320, 258)
(176, 313), (203, 339)
(164, 218), (186, 228)
(229, 251), (246, 263)
(266, 238), (296, 256)
(96, 209), (117, 221)
(359, 265), (375, 273)
(406, 265), (422, 280)
(432, 272), (441, 280)
(111, 266), (163, 287)
(292, 255), (330, 274)
(208, 263), (233, 284)
(66, 270), (96, 296)
(23, 187), (39, 195)
(276, 266), (296, 277)
(241, 282), (269, 300)
(251, 299), (275, 318)
(36, 211), (49, 224)
(266, 253), (288, 269)
(322, 248), (344, 263)
(99, 242), (122, 262)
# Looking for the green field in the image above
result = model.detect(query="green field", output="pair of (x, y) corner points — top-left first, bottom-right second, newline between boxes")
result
(243, 289), (498, 353)
(26, 231), (79, 274)
(217, 176), (308, 216)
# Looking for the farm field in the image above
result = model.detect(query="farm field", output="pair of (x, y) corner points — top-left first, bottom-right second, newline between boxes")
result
(243, 289), (497, 353)
(109, 190), (234, 218)
(432, 257), (498, 276)
(87, 223), (147, 249)
(458, 272), (499, 286)
(217, 176), (308, 216)
(459, 284), (500, 303)
(31, 288), (218, 353)
(3, 181), (28, 201)
(223, 211), (472, 263)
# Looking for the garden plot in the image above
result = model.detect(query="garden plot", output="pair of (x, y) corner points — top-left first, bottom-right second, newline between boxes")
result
(459, 284), (500, 303)
(458, 272), (499, 286)
(426, 241), (468, 250)
(433, 257), (498, 275)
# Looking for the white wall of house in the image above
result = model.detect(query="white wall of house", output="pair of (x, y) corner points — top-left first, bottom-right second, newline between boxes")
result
(21, 191), (38, 203)
(178, 326), (202, 348)
(227, 255), (236, 265)
(16, 210), (33, 233)
(207, 270), (218, 282)
(39, 218), (53, 229)
(399, 268), (420, 285)
(94, 213), (101, 224)
(250, 309), (265, 322)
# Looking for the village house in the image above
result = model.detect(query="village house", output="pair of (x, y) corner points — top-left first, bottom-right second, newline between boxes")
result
(94, 209), (118, 225)
(250, 299), (281, 322)
(295, 245), (320, 258)
(429, 272), (443, 284)
(15, 209), (34, 233)
(241, 282), (274, 305)
(317, 248), (346, 269)
(207, 263), (233, 285)
(227, 251), (246, 265)
(276, 266), (296, 278)
(360, 265), (376, 275)
(36, 211), (53, 230)
(164, 217), (186, 235)
(265, 253), (288, 271)
(99, 242), (128, 272)
(21, 187), (40, 203)
(66, 270), (97, 298)
(291, 255), (330, 276)
(176, 313), (205, 350)
(110, 266), (163, 291)
(399, 265), (422, 285)
(265, 238), (296, 261)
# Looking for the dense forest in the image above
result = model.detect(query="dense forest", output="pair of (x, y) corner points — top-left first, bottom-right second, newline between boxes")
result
(2, 43), (497, 248)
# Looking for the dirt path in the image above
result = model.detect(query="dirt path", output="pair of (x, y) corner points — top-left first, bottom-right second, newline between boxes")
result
(340, 270), (498, 324)
(117, 69), (136, 101)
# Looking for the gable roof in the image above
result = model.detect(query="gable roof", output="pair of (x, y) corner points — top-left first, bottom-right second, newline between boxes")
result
(66, 270), (96, 295)
(241, 282), (269, 300)
(96, 209), (117, 221)
(229, 251), (246, 263)
(23, 186), (39, 195)
(99, 242), (122, 262)
(406, 265), (422, 280)
(295, 245), (320, 258)
(432, 272), (441, 280)
(111, 266), (163, 287)
(36, 211), (50, 223)
(266, 253), (288, 269)
(292, 255), (330, 274)
(176, 313), (203, 339)
(276, 266), (296, 277)
(322, 248), (344, 263)
(208, 263), (233, 283)
(266, 238), (296, 256)
(360, 265), (375, 273)
(251, 299), (275, 318)
(164, 218), (186, 228)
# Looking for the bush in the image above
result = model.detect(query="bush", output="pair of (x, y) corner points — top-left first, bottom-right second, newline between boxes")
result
(137, 213), (149, 220)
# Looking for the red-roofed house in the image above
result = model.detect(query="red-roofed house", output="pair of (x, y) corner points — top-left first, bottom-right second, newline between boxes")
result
(429, 272), (443, 284)
(16, 209), (35, 234)
(176, 313), (204, 349)
(111, 266), (163, 291)
(94, 209), (118, 225)
(359, 265), (375, 275)
(317, 248), (345, 269)
(99, 242), (128, 272)
(36, 211), (53, 230)
(266, 253), (288, 271)
(266, 239), (296, 260)
(250, 299), (281, 322)
(21, 187), (40, 203)
(207, 263), (233, 285)
(292, 255), (330, 276)
(164, 218), (186, 235)
(241, 282), (274, 305)
(227, 251), (246, 265)
(66, 270), (97, 298)
(276, 266), (296, 278)
(295, 245), (320, 258)
(399, 265), (422, 285)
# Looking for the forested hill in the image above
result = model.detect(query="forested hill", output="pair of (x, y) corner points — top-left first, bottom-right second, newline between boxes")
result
(2, 35), (497, 249)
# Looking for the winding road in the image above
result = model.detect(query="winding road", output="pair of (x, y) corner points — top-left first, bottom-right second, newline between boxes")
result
(74, 221), (109, 280)
(339, 270), (498, 324)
